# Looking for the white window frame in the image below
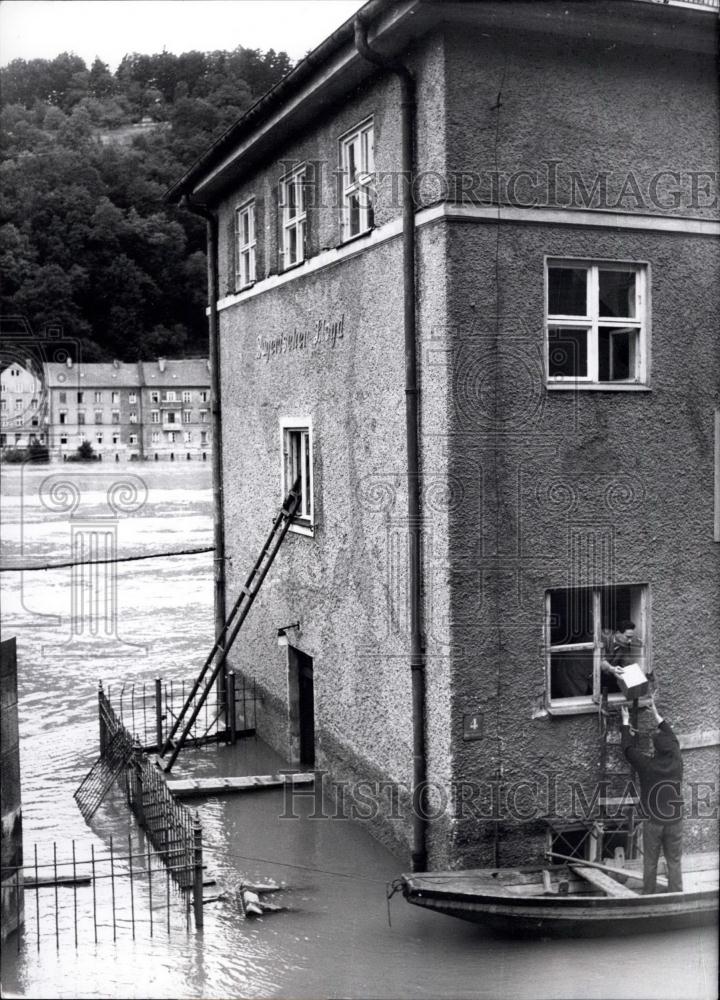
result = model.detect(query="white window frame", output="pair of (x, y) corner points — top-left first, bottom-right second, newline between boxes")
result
(182, 410), (192, 424)
(339, 118), (375, 242)
(235, 199), (256, 289)
(545, 259), (648, 389)
(280, 165), (306, 269)
(280, 417), (314, 536)
(151, 410), (160, 424)
(151, 431), (160, 444)
(545, 584), (650, 715)
(94, 391), (102, 403)
(151, 391), (160, 404)
(129, 392), (137, 404)
(199, 391), (209, 403)
(182, 390), (191, 403)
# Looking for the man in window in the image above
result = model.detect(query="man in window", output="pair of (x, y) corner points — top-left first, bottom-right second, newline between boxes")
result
(600, 620), (647, 693)
(620, 696), (683, 894)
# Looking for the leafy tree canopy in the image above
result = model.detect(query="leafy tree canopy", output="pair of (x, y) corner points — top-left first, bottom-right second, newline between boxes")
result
(0, 47), (293, 361)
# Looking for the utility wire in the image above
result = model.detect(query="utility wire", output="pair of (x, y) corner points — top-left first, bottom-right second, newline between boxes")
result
(0, 546), (215, 573)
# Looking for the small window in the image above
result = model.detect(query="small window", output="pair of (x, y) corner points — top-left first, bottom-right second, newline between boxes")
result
(94, 391), (102, 403)
(167, 431), (176, 444)
(59, 392), (67, 404)
(199, 391), (209, 403)
(129, 411), (137, 423)
(199, 410), (208, 423)
(111, 391), (119, 404)
(111, 410), (120, 424)
(182, 410), (192, 424)
(59, 410), (67, 425)
(166, 411), (177, 425)
(151, 391), (160, 404)
(281, 419), (314, 534)
(15, 417), (22, 427)
(15, 399), (22, 411)
(546, 261), (647, 387)
(151, 431), (160, 444)
(184, 431), (192, 444)
(164, 391), (176, 403)
(546, 584), (649, 709)
(0, 400), (6, 412)
(182, 390), (191, 403)
(151, 410), (160, 424)
(78, 411), (86, 425)
(200, 429), (208, 446)
(129, 434), (138, 445)
(129, 392), (137, 404)
(95, 433), (103, 445)
(94, 410), (103, 424)
(60, 434), (68, 445)
(280, 166), (306, 268)
(340, 119), (375, 241)
(236, 200), (256, 289)
(77, 392), (84, 403)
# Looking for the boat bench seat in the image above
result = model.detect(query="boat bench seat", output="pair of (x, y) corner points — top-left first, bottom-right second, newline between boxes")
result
(571, 865), (638, 898)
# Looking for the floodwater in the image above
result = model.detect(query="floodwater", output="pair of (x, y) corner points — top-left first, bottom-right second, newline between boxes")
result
(0, 462), (717, 1000)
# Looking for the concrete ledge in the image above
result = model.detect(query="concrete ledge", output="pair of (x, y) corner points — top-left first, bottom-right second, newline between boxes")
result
(166, 772), (314, 799)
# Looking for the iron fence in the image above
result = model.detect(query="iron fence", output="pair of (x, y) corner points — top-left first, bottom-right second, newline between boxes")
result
(1, 834), (206, 953)
(105, 672), (256, 752)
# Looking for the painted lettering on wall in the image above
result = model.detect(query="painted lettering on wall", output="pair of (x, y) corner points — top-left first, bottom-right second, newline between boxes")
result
(255, 315), (345, 363)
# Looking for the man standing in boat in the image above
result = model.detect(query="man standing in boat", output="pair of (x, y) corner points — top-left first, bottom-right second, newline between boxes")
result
(620, 696), (684, 894)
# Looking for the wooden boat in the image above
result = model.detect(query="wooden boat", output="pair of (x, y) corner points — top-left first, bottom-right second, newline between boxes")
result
(397, 852), (719, 937)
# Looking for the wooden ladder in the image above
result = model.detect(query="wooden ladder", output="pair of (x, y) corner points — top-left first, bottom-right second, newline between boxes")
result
(159, 478), (302, 772)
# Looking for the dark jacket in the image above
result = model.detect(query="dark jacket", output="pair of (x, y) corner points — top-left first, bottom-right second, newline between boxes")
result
(622, 719), (683, 824)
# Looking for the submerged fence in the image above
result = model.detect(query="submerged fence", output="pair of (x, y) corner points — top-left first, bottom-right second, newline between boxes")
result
(105, 672), (257, 752)
(72, 686), (205, 931)
(1, 834), (207, 953)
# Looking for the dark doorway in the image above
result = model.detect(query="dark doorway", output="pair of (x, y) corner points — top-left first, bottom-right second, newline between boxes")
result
(292, 648), (315, 767)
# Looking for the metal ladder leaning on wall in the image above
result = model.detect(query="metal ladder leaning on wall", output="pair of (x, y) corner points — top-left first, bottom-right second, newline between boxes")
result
(159, 477), (302, 773)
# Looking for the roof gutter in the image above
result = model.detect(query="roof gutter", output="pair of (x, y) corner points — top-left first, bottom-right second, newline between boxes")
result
(353, 15), (428, 874)
(180, 195), (227, 653)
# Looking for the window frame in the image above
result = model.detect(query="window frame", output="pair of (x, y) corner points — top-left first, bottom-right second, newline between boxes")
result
(280, 165), (307, 270)
(545, 583), (651, 715)
(235, 198), (256, 290)
(280, 417), (314, 537)
(339, 117), (375, 243)
(545, 258), (649, 389)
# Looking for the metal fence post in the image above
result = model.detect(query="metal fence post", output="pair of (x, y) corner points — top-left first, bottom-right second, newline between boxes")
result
(192, 811), (204, 930)
(131, 739), (145, 827)
(155, 677), (163, 752)
(98, 681), (107, 758)
(226, 671), (237, 745)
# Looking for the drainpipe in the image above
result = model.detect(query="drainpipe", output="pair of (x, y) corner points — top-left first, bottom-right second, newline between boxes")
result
(181, 196), (227, 648)
(354, 16), (427, 873)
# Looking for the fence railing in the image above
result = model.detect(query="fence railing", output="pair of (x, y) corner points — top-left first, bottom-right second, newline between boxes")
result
(105, 672), (256, 752)
(1, 835), (204, 953)
(88, 686), (204, 927)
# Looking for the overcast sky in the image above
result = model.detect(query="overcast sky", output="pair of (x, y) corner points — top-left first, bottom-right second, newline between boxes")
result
(0, 1), (367, 69)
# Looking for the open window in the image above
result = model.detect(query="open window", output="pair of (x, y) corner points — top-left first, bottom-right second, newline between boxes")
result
(280, 418), (314, 536)
(546, 584), (649, 712)
(546, 261), (647, 387)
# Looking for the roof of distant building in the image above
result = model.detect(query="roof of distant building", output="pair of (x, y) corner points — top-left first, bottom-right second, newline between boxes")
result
(44, 361), (141, 388)
(139, 359), (210, 387)
(43, 360), (210, 389)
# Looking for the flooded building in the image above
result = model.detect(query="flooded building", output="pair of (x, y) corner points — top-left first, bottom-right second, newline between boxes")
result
(43, 358), (211, 462)
(0, 361), (46, 452)
(167, 0), (720, 869)
(139, 358), (212, 461)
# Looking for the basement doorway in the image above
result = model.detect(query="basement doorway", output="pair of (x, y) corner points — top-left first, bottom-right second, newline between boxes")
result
(289, 647), (315, 767)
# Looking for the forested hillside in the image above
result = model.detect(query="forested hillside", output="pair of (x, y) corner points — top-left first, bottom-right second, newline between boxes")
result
(0, 48), (293, 360)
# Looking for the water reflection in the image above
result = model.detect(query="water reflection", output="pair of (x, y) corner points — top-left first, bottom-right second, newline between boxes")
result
(1, 464), (717, 999)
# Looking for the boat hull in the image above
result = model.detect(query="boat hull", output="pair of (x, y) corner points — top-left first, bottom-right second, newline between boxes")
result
(404, 885), (719, 937)
(400, 865), (719, 937)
